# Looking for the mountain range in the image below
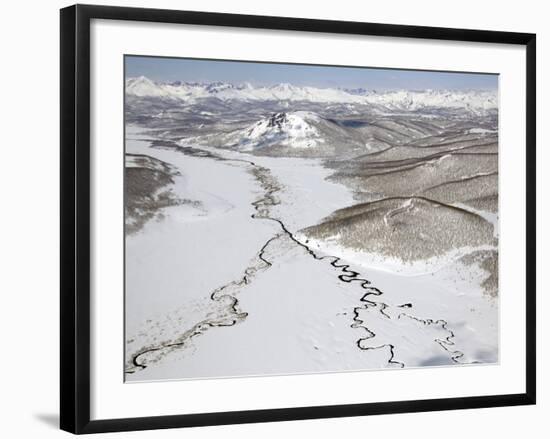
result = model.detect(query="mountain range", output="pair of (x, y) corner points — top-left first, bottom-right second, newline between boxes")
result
(126, 76), (498, 114)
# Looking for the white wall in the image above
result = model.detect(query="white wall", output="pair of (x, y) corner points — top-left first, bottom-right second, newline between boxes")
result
(0, 0), (546, 437)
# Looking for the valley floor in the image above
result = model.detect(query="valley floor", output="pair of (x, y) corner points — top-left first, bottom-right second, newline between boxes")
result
(124, 125), (498, 382)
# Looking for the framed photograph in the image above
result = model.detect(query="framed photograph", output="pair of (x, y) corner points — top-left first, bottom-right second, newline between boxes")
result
(60, 4), (536, 434)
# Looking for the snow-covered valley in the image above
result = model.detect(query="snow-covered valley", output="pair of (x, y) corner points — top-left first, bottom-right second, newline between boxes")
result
(124, 116), (498, 381)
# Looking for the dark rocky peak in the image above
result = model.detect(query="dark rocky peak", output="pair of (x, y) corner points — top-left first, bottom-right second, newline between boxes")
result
(266, 112), (289, 128)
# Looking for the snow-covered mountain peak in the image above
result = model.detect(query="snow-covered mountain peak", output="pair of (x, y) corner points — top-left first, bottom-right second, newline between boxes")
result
(205, 82), (234, 93)
(238, 82), (254, 90)
(263, 111), (319, 128)
(231, 111), (325, 150)
(126, 76), (168, 97)
(269, 83), (295, 92)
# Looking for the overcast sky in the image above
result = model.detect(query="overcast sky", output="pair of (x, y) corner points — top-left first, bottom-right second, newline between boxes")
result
(125, 55), (498, 90)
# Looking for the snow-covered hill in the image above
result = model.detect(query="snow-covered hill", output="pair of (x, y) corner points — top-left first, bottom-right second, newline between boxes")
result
(126, 76), (497, 114)
(200, 110), (378, 156)
(228, 111), (325, 150)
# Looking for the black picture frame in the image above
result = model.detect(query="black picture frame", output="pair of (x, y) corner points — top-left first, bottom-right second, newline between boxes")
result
(60, 4), (536, 434)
